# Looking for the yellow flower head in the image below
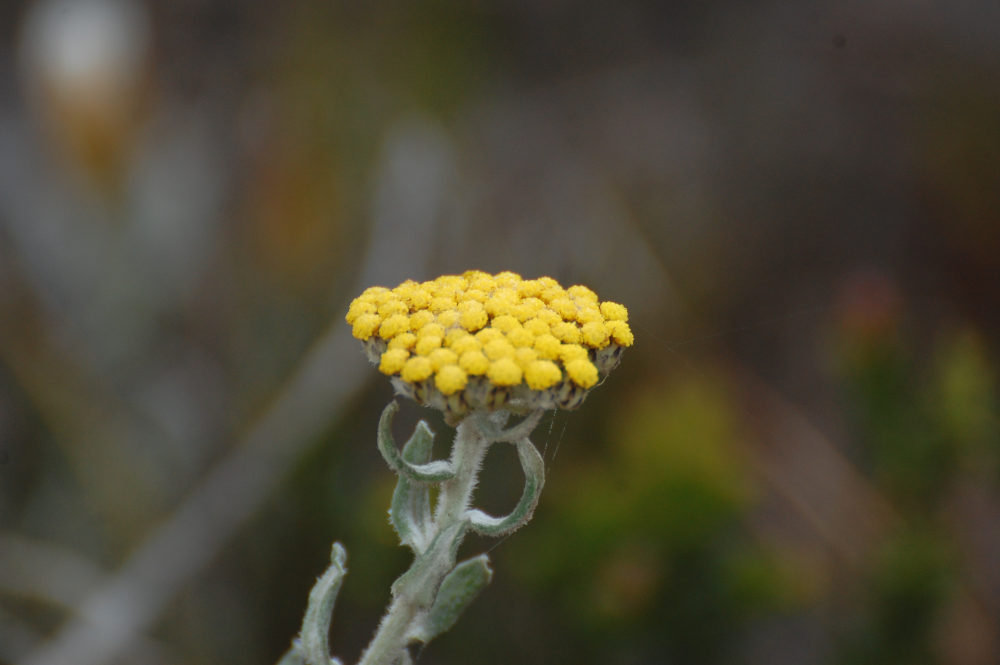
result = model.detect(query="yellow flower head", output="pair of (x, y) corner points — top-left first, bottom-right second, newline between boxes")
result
(348, 271), (632, 420)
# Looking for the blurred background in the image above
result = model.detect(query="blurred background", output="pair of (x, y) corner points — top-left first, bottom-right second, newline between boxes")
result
(1, 1), (999, 664)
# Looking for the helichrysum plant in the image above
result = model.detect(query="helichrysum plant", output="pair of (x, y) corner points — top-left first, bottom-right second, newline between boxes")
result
(279, 270), (633, 665)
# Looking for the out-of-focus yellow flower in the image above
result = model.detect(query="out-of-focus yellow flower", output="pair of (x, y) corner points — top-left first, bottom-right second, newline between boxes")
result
(348, 271), (632, 419)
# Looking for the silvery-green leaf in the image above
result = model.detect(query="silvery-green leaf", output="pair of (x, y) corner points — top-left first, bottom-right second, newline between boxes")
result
(411, 555), (493, 643)
(298, 543), (347, 665)
(275, 647), (306, 665)
(474, 409), (543, 443)
(467, 438), (544, 536)
(378, 401), (455, 482)
(390, 521), (468, 606)
(390, 420), (435, 552)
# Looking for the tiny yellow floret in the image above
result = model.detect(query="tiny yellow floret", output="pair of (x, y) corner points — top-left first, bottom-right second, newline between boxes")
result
(533, 334), (562, 359)
(468, 276), (495, 292)
(495, 271), (522, 286)
(445, 328), (471, 346)
(487, 358), (523, 386)
(388, 332), (417, 350)
(401, 356), (433, 382)
(435, 365), (468, 395)
(379, 349), (409, 375)
(427, 348), (459, 371)
(464, 288), (488, 303)
(514, 347), (539, 369)
(606, 320), (634, 346)
(475, 328), (504, 345)
(450, 335), (481, 355)
(458, 299), (484, 313)
(551, 321), (582, 344)
(485, 296), (514, 317)
(539, 286), (566, 303)
(415, 335), (443, 356)
(524, 360), (562, 390)
(565, 358), (598, 388)
(460, 308), (488, 331)
(491, 315), (520, 333)
(379, 314), (411, 339)
(457, 299), (486, 331)
(417, 322), (445, 339)
(429, 296), (456, 313)
(510, 303), (534, 322)
(523, 318), (550, 337)
(517, 279), (543, 298)
(392, 280), (419, 296)
(550, 298), (578, 320)
(600, 301), (628, 321)
(567, 285), (599, 303)
(536, 276), (560, 289)
(575, 306), (603, 324)
(484, 338), (515, 361)
(378, 299), (408, 318)
(580, 321), (610, 348)
(559, 344), (589, 363)
(352, 313), (381, 340)
(409, 310), (435, 331)
(360, 286), (392, 305)
(537, 309), (562, 326)
(506, 327), (535, 348)
(459, 350), (490, 375)
(436, 310), (460, 328)
(524, 296), (546, 312)
(406, 287), (432, 310)
(345, 299), (376, 325)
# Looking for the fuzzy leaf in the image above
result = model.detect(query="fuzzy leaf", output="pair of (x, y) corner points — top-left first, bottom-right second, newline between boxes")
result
(467, 438), (545, 536)
(297, 543), (347, 665)
(379, 401), (455, 482)
(391, 521), (469, 606)
(275, 647), (306, 665)
(412, 555), (493, 643)
(390, 420), (436, 552)
(474, 410), (544, 443)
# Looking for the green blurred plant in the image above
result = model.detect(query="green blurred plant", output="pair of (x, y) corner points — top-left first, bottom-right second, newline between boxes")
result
(838, 527), (954, 665)
(512, 372), (800, 664)
(835, 281), (998, 663)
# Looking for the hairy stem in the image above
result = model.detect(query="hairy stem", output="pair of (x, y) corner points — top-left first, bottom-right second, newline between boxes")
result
(357, 417), (490, 665)
(433, 417), (491, 527)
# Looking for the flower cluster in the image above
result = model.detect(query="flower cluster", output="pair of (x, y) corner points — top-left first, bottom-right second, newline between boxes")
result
(347, 271), (633, 419)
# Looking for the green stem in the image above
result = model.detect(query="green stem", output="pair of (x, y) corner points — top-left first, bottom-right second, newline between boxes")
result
(357, 417), (490, 665)
(434, 417), (491, 527)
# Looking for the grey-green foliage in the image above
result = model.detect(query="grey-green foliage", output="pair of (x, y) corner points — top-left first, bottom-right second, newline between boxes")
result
(411, 555), (493, 643)
(283, 401), (545, 665)
(466, 437), (544, 536)
(378, 400), (455, 484)
(280, 544), (347, 665)
(390, 418), (437, 552)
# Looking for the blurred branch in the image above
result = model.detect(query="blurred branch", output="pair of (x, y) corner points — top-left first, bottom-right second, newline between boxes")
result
(0, 536), (176, 665)
(16, 117), (452, 665)
(741, 372), (999, 660)
(0, 607), (43, 665)
(0, 241), (170, 541)
(739, 372), (895, 565)
(17, 327), (367, 665)
(0, 534), (106, 608)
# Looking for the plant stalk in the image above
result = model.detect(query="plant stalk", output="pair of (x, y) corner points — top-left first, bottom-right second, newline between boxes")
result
(357, 417), (491, 665)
